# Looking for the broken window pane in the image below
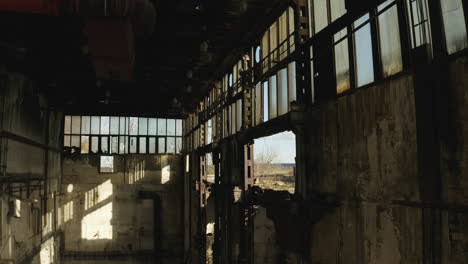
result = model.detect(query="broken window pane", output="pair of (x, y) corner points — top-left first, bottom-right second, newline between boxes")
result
(167, 137), (176, 154)
(176, 137), (182, 154)
(81, 136), (89, 154)
(176, 119), (183, 136)
(100, 117), (110, 135)
(278, 68), (288, 116)
(130, 137), (137, 153)
(158, 119), (166, 135)
(138, 118), (148, 135)
(378, 0), (403, 77)
(148, 118), (157, 135)
(119, 117), (127, 135)
(111, 136), (118, 154)
(119, 136), (127, 154)
(101, 136), (109, 154)
(354, 14), (375, 87)
(110, 117), (119, 135)
(91, 116), (100, 134)
(149, 137), (156, 154)
(64, 116), (71, 134)
(167, 119), (176, 136)
(91, 137), (99, 153)
(158, 137), (166, 153)
(139, 137), (147, 154)
(100, 156), (114, 173)
(334, 28), (351, 94)
(441, 0), (468, 54)
(263, 81), (269, 122)
(81, 116), (91, 134)
(314, 0), (329, 34)
(71, 116), (81, 134)
(331, 0), (346, 21)
(129, 117), (138, 135)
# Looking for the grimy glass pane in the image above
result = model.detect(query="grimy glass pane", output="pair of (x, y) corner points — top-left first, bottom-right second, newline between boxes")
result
(354, 14), (375, 87)
(81, 136), (89, 154)
(158, 137), (166, 154)
(71, 136), (80, 148)
(207, 120), (212, 144)
(269, 75), (278, 119)
(288, 62), (297, 105)
(149, 137), (156, 154)
(64, 116), (71, 134)
(176, 137), (182, 154)
(130, 137), (137, 153)
(119, 136), (127, 154)
(110, 117), (119, 135)
(101, 136), (109, 153)
(334, 28), (351, 94)
(101, 117), (110, 135)
(148, 118), (157, 135)
(236, 100), (242, 132)
(331, 0), (346, 21)
(167, 119), (176, 136)
(255, 83), (262, 126)
(71, 116), (81, 134)
(288, 7), (295, 52)
(119, 117), (127, 135)
(378, 1), (403, 77)
(314, 0), (329, 34)
(111, 136), (118, 154)
(278, 68), (288, 116)
(270, 22), (278, 66)
(64, 135), (71, 147)
(91, 116), (100, 134)
(230, 104), (236, 135)
(138, 118), (148, 135)
(279, 12), (288, 60)
(129, 117), (138, 135)
(81, 116), (91, 134)
(176, 119), (183, 136)
(167, 137), (176, 154)
(263, 82), (269, 122)
(157, 119), (167, 135)
(91, 137), (99, 153)
(407, 0), (431, 48)
(139, 137), (147, 154)
(441, 0), (468, 54)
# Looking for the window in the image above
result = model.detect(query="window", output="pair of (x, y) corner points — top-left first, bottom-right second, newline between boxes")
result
(263, 81), (269, 122)
(63, 116), (183, 154)
(440, 0), (468, 54)
(378, 0), (403, 77)
(314, 0), (329, 34)
(269, 75), (278, 119)
(308, 0), (346, 36)
(334, 28), (351, 94)
(255, 46), (261, 63)
(406, 0), (432, 48)
(100, 156), (114, 173)
(278, 68), (288, 116)
(353, 14), (375, 87)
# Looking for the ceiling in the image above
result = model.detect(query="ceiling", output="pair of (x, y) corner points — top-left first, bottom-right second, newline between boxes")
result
(0, 0), (285, 116)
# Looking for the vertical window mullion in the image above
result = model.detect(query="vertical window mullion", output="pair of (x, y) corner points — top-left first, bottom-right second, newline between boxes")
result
(371, 10), (383, 81)
(347, 25), (356, 90)
(397, 0), (412, 69)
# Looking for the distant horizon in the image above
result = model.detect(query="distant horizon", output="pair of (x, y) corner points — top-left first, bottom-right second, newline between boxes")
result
(253, 131), (296, 164)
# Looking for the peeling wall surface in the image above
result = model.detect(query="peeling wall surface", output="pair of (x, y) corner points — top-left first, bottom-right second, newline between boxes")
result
(60, 154), (184, 264)
(0, 71), (63, 264)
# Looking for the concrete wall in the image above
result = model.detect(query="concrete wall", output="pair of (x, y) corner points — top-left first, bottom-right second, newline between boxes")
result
(0, 70), (63, 264)
(60, 154), (184, 264)
(305, 74), (423, 264)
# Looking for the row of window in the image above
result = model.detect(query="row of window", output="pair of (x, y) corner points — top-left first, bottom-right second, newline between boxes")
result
(185, 0), (468, 152)
(64, 116), (183, 137)
(64, 116), (183, 154)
